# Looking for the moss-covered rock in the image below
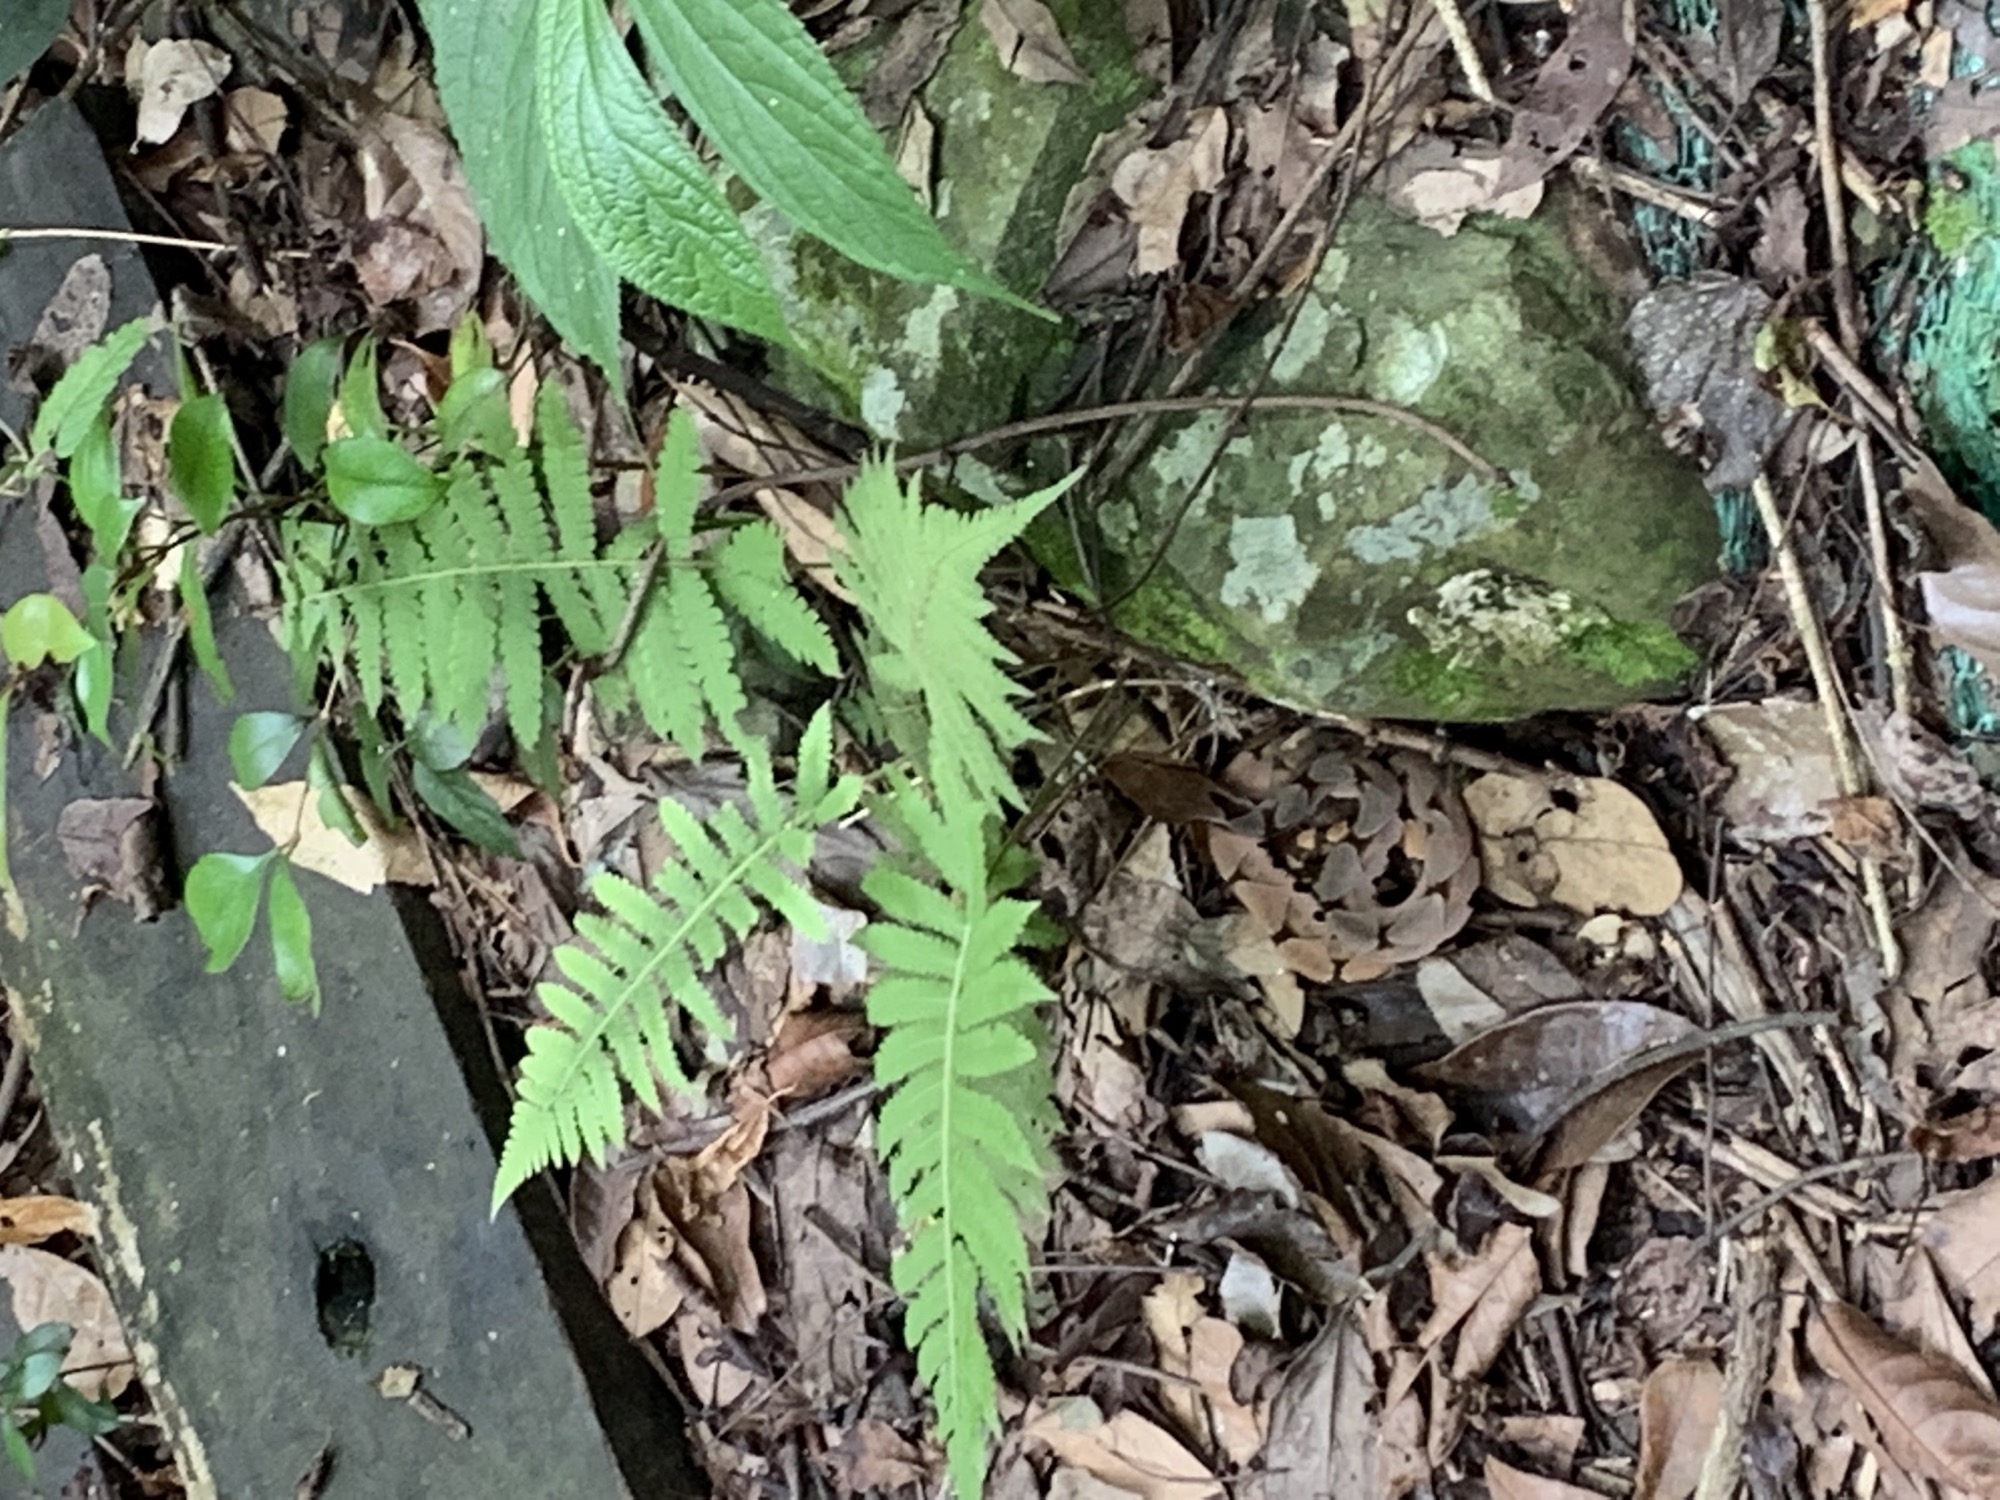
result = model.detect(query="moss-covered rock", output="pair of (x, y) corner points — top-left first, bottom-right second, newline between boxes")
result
(750, 1), (1149, 447)
(1092, 194), (1719, 721)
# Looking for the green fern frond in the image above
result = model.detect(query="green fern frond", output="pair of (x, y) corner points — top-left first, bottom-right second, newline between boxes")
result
(836, 462), (1075, 811)
(711, 520), (838, 673)
(491, 707), (862, 1212)
(862, 777), (1056, 1499)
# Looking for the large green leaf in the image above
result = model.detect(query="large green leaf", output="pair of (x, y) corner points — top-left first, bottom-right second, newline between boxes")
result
(417, 0), (623, 370)
(168, 393), (237, 532)
(0, 0), (67, 85)
(537, 0), (788, 344)
(28, 319), (153, 459)
(628, 0), (1041, 313)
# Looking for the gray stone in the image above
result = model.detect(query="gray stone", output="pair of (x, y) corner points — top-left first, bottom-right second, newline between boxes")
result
(1086, 193), (1721, 721)
(753, 0), (1151, 447)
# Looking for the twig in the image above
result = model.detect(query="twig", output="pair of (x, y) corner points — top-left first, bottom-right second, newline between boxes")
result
(1694, 1237), (1778, 1500)
(0, 224), (303, 257)
(1568, 155), (1722, 227)
(1704, 1152), (1920, 1245)
(706, 391), (1500, 509)
(1428, 0), (1495, 103)
(1805, 0), (1861, 352)
(1748, 474), (1902, 979)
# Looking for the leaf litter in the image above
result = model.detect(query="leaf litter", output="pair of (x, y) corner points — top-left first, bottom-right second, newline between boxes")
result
(28, 0), (2000, 1495)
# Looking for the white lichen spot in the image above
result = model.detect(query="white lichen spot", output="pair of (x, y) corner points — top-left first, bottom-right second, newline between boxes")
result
(1271, 295), (1335, 384)
(1377, 315), (1450, 404)
(860, 367), (907, 439)
(1288, 424), (1353, 494)
(1316, 490), (1337, 521)
(1100, 499), (1139, 543)
(1408, 569), (1578, 666)
(1221, 515), (1321, 623)
(903, 285), (960, 372)
(1345, 472), (1501, 564)
(1147, 409), (1233, 486)
(1355, 435), (1389, 468)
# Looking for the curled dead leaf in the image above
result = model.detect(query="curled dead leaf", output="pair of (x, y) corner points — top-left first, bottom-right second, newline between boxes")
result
(1637, 1356), (1723, 1500)
(1464, 771), (1682, 916)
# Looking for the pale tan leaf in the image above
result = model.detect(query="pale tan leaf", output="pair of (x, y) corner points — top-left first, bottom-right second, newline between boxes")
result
(1808, 1299), (2000, 1496)
(0, 1196), (96, 1246)
(1464, 771), (1683, 916)
(1109, 107), (1229, 274)
(1245, 1313), (1377, 1500)
(979, 0), (1089, 84)
(1410, 1223), (1538, 1393)
(1637, 1357), (1723, 1500)
(129, 37), (230, 145)
(0, 1246), (133, 1399)
(233, 782), (436, 891)
(1486, 1456), (1606, 1500)
(1924, 1177), (2000, 1341)
(1026, 1397), (1223, 1500)
(1858, 1242), (1992, 1399)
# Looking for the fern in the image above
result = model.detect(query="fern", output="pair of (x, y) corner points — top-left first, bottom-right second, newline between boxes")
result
(295, 392), (832, 758)
(492, 706), (861, 1210)
(835, 462), (1075, 810)
(862, 779), (1055, 1499)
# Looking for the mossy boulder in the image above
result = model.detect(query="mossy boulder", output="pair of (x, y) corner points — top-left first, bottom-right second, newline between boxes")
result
(1089, 194), (1719, 721)
(748, 1), (1150, 446)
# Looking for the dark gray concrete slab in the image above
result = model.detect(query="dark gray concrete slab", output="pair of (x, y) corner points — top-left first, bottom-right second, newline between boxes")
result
(0, 95), (701, 1500)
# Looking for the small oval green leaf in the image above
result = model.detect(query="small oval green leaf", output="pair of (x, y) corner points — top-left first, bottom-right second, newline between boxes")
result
(229, 712), (308, 789)
(412, 761), (522, 857)
(538, 0), (790, 344)
(186, 851), (274, 974)
(169, 392), (237, 532)
(323, 437), (442, 525)
(266, 861), (319, 1008)
(283, 335), (345, 470)
(337, 339), (389, 442)
(0, 595), (92, 668)
(68, 411), (142, 562)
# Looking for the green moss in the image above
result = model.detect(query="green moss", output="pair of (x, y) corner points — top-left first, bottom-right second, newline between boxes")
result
(1565, 617), (1698, 686)
(1112, 580), (1242, 669)
(1926, 188), (1991, 257)
(1391, 647), (1495, 717)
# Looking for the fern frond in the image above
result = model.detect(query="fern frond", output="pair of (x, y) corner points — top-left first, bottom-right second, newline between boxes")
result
(836, 462), (1075, 810)
(530, 388), (619, 655)
(861, 778), (1056, 1499)
(492, 707), (862, 1212)
(711, 520), (838, 673)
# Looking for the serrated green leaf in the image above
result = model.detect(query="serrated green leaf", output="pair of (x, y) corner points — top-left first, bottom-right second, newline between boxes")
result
(29, 318), (153, 459)
(179, 546), (234, 703)
(412, 762), (522, 857)
(537, 0), (789, 344)
(169, 392), (237, 532)
(417, 0), (623, 371)
(628, 0), (1040, 314)
(67, 411), (141, 561)
(324, 437), (443, 525)
(229, 712), (308, 789)
(266, 860), (319, 1008)
(283, 335), (344, 470)
(0, 594), (92, 668)
(186, 851), (274, 974)
(0, 0), (67, 85)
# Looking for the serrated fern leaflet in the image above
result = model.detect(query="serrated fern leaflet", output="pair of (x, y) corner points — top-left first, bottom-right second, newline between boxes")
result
(862, 781), (1055, 1500)
(492, 708), (861, 1212)
(835, 462), (1075, 811)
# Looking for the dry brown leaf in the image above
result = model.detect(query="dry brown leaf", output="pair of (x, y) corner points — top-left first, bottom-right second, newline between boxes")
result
(605, 1186), (689, 1338)
(1486, 1456), (1605, 1500)
(1244, 1313), (1377, 1500)
(823, 1420), (930, 1493)
(979, 0), (1088, 84)
(222, 85), (288, 156)
(0, 1196), (96, 1247)
(1142, 1274), (1264, 1467)
(1110, 107), (1228, 275)
(233, 782), (437, 891)
(1025, 1398), (1223, 1500)
(1405, 1223), (1538, 1400)
(129, 37), (230, 145)
(1383, 140), (1543, 235)
(1924, 1177), (2000, 1340)
(1808, 1299), (2000, 1496)
(1488, 1413), (1588, 1477)
(1465, 771), (1682, 916)
(1637, 1357), (1723, 1500)
(1495, 0), (1632, 193)
(1858, 1241), (1993, 1399)
(0, 1246), (133, 1400)
(351, 110), (483, 332)
(1696, 698), (1845, 843)
(1914, 1103), (2000, 1165)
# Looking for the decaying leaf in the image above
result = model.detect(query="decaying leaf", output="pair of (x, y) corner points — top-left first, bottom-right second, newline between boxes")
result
(980, 0), (1089, 84)
(56, 796), (165, 919)
(1382, 139), (1543, 236)
(1495, 0), (1632, 193)
(1923, 1177), (2000, 1341)
(1244, 1313), (1377, 1500)
(0, 1245), (133, 1400)
(1808, 1299), (2000, 1496)
(128, 36), (230, 145)
(0, 1196), (96, 1246)
(233, 782), (436, 892)
(1464, 771), (1683, 916)
(1403, 1223), (1539, 1402)
(1142, 1273), (1263, 1466)
(1913, 1102), (2000, 1164)
(1637, 1357), (1722, 1500)
(1486, 1456), (1605, 1500)
(1026, 1396), (1224, 1500)
(1110, 107), (1228, 275)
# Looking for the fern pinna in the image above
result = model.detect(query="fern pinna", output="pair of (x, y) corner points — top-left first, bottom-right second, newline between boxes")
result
(862, 779), (1056, 1499)
(492, 707), (861, 1209)
(287, 389), (833, 759)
